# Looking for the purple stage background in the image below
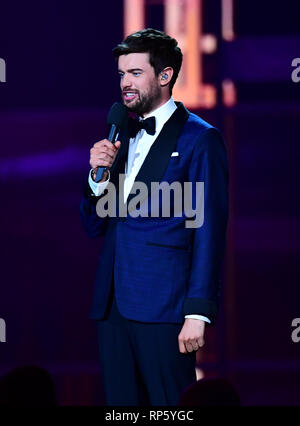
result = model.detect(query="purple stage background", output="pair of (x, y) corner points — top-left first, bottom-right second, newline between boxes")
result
(1, 0), (300, 405)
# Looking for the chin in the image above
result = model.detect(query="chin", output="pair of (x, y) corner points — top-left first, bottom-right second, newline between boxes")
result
(127, 103), (142, 114)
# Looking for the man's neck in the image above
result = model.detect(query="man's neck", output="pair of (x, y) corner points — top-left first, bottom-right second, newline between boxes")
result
(141, 96), (172, 118)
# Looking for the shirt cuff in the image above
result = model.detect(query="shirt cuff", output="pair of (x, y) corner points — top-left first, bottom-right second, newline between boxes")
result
(184, 314), (211, 324)
(88, 169), (110, 196)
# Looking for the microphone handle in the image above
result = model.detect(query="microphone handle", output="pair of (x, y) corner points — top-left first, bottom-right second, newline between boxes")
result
(94, 124), (119, 183)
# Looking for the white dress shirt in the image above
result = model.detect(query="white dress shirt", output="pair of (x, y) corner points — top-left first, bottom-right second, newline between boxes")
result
(88, 97), (210, 324)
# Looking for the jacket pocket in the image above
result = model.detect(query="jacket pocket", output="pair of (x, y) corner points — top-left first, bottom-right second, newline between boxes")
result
(146, 241), (189, 251)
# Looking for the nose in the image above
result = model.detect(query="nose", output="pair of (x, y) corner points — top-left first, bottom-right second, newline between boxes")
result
(121, 73), (133, 90)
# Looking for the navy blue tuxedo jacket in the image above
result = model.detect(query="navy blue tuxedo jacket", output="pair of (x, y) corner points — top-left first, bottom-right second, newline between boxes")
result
(80, 102), (228, 324)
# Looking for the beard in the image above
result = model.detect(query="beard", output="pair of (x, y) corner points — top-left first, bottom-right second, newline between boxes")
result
(123, 80), (162, 116)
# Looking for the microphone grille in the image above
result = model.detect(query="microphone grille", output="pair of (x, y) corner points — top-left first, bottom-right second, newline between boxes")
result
(107, 102), (128, 127)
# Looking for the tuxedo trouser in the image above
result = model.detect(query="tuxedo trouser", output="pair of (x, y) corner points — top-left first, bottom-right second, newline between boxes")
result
(96, 279), (196, 406)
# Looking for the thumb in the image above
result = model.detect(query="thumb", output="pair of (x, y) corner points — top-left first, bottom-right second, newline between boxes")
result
(114, 141), (121, 149)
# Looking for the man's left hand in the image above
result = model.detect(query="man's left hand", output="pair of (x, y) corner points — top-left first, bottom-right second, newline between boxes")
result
(178, 318), (205, 354)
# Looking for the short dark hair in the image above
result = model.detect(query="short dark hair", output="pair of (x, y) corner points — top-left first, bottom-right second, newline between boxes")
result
(113, 28), (182, 94)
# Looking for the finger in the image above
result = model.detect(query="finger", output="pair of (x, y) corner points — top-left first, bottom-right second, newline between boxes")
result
(102, 140), (120, 151)
(197, 338), (205, 348)
(178, 337), (187, 354)
(102, 149), (116, 160)
(93, 140), (108, 149)
(185, 341), (194, 353)
(191, 340), (199, 351)
(92, 152), (114, 164)
(103, 142), (121, 159)
(93, 140), (117, 151)
(90, 157), (112, 168)
(91, 147), (116, 160)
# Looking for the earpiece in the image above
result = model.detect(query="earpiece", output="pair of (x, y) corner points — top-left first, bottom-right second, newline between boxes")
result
(161, 73), (168, 80)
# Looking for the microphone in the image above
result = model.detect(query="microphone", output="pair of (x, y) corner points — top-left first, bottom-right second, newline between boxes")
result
(94, 102), (128, 182)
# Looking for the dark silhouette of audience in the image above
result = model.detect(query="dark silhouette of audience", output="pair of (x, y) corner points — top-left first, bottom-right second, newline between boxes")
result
(178, 377), (241, 406)
(0, 366), (240, 406)
(0, 365), (57, 407)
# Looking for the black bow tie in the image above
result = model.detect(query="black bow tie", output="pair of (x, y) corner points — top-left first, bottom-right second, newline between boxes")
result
(128, 116), (156, 138)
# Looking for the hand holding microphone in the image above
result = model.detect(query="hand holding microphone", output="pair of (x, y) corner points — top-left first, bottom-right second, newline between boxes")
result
(91, 102), (128, 182)
(90, 139), (121, 182)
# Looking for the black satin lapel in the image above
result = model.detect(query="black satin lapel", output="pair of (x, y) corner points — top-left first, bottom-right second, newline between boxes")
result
(126, 102), (189, 210)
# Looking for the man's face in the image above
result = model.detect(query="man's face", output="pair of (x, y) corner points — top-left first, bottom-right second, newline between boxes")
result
(118, 52), (162, 116)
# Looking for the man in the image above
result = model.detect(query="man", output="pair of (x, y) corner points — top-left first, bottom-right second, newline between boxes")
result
(80, 28), (228, 406)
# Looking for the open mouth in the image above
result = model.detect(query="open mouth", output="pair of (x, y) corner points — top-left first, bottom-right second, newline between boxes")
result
(123, 92), (138, 102)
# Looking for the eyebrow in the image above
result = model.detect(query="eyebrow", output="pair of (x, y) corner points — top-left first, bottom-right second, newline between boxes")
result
(118, 68), (144, 73)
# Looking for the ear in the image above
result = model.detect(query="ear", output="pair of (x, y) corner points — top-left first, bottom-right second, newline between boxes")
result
(159, 67), (174, 87)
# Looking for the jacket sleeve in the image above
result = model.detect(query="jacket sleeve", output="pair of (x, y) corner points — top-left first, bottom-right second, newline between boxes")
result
(80, 180), (110, 239)
(183, 127), (229, 324)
